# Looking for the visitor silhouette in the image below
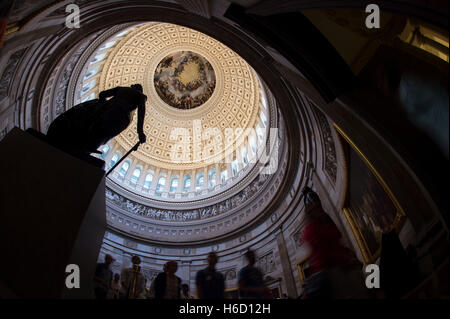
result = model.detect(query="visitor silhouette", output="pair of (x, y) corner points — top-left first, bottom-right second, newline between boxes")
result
(46, 84), (147, 156)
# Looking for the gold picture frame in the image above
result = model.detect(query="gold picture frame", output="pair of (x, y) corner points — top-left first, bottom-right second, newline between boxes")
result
(224, 287), (240, 299)
(334, 124), (406, 264)
(296, 255), (311, 285)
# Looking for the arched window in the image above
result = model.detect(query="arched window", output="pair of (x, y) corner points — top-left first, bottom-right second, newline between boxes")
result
(119, 160), (130, 177)
(99, 40), (116, 51)
(260, 111), (268, 128)
(156, 174), (166, 191)
(221, 170), (228, 183)
(241, 147), (248, 167)
(183, 174), (191, 192)
(143, 172), (154, 190)
(81, 92), (96, 103)
(249, 135), (257, 155)
(232, 160), (239, 177)
(131, 167), (141, 185)
(100, 144), (110, 160)
(90, 53), (106, 65)
(196, 172), (204, 190)
(81, 79), (96, 94)
(114, 29), (130, 38)
(170, 176), (179, 193)
(208, 169), (216, 188)
(109, 153), (119, 168)
(256, 124), (264, 145)
(83, 67), (99, 81)
(261, 92), (268, 110)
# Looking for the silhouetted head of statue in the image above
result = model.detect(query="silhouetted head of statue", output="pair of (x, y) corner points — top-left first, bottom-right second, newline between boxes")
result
(131, 84), (143, 92)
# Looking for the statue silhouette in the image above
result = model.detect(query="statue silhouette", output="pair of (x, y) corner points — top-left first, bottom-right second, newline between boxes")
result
(46, 84), (147, 156)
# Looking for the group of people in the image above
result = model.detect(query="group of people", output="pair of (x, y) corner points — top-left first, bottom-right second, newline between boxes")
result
(93, 250), (272, 300)
(93, 186), (373, 300)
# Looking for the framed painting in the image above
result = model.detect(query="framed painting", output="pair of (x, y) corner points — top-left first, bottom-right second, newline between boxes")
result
(334, 124), (406, 264)
(296, 255), (311, 286)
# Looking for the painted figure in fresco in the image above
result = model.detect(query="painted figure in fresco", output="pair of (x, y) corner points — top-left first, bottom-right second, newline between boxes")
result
(46, 84), (147, 156)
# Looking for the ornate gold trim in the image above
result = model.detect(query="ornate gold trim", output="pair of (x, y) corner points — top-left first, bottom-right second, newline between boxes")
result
(296, 254), (310, 285)
(333, 123), (406, 264)
(332, 123), (348, 211)
(342, 207), (382, 264)
(5, 23), (19, 36)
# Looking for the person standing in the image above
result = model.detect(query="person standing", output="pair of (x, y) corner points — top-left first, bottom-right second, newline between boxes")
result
(120, 255), (146, 299)
(107, 273), (121, 299)
(238, 250), (270, 299)
(299, 187), (367, 299)
(196, 252), (225, 299)
(154, 261), (182, 299)
(93, 254), (114, 299)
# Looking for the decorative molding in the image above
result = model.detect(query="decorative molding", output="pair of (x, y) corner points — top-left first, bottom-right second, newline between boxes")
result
(0, 48), (27, 100)
(98, 22), (262, 170)
(309, 100), (337, 185)
(106, 170), (270, 221)
(258, 251), (275, 274)
(174, 0), (211, 19)
(46, 0), (95, 17)
(141, 268), (160, 282)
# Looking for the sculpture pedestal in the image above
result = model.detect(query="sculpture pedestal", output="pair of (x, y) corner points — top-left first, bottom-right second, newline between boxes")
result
(0, 128), (106, 298)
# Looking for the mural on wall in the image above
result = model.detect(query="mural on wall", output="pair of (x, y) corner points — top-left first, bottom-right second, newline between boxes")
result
(336, 125), (406, 263)
(154, 51), (216, 110)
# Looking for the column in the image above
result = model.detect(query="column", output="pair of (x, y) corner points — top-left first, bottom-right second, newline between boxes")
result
(275, 228), (298, 298)
(122, 159), (137, 185)
(149, 167), (160, 195)
(226, 162), (232, 182)
(176, 170), (183, 198)
(162, 169), (171, 198)
(179, 260), (191, 284)
(188, 169), (195, 198)
(214, 163), (220, 189)
(202, 166), (208, 193)
(136, 164), (148, 192)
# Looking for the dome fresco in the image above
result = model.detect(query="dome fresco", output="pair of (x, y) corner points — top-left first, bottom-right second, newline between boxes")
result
(154, 51), (216, 110)
(98, 22), (265, 172)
